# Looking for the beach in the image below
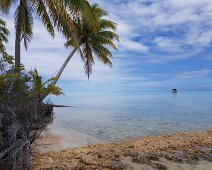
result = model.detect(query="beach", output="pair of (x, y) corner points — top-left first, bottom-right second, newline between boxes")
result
(34, 126), (102, 152)
(1, 0), (212, 169)
(32, 91), (212, 169)
(32, 129), (212, 169)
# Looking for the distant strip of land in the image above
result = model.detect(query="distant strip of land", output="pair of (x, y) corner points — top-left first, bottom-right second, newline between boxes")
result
(46, 104), (73, 107)
(33, 130), (212, 170)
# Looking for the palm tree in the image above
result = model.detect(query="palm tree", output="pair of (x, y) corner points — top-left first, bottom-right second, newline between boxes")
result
(29, 69), (63, 101)
(0, 18), (9, 53)
(52, 4), (119, 86)
(0, 0), (97, 69)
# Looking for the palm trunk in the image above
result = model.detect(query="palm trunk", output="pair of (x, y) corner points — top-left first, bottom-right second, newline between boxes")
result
(41, 48), (77, 101)
(15, 25), (21, 69)
(15, 1), (24, 70)
(52, 47), (77, 86)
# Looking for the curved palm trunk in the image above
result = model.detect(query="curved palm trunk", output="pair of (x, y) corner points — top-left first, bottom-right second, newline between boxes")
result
(41, 47), (77, 101)
(52, 47), (77, 85)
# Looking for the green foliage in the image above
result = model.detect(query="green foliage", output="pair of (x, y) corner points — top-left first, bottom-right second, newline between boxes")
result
(0, 56), (30, 102)
(0, 52), (14, 71)
(0, 19), (60, 167)
(0, 56), (63, 102)
(65, 4), (119, 79)
(0, 59), (56, 170)
(14, 0), (33, 50)
(29, 69), (63, 101)
(0, 0), (98, 51)
(0, 18), (9, 53)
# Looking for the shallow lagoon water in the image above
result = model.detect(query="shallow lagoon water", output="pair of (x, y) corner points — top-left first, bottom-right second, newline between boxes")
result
(49, 91), (212, 141)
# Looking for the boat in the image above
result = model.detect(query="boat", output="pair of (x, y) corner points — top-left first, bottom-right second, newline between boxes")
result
(172, 89), (177, 93)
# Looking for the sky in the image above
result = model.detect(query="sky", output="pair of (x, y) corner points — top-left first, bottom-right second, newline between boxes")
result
(1, 0), (212, 92)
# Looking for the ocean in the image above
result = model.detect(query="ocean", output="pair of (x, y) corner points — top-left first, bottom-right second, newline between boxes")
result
(49, 91), (212, 141)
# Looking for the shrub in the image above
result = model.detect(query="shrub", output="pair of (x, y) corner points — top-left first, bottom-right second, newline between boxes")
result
(0, 55), (61, 169)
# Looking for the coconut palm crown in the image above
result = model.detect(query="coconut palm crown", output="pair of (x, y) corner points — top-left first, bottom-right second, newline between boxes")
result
(0, 0), (97, 69)
(65, 4), (119, 79)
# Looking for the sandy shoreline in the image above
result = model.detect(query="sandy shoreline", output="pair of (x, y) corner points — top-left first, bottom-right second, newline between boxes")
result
(33, 126), (102, 152)
(33, 129), (212, 169)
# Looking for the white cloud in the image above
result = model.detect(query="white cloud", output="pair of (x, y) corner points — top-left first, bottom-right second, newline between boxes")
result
(154, 37), (180, 49)
(174, 69), (211, 79)
(95, 0), (212, 49)
(119, 39), (149, 52)
(2, 0), (212, 91)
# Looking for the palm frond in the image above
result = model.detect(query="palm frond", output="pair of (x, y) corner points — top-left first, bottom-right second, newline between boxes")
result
(91, 4), (108, 18)
(81, 42), (94, 79)
(99, 19), (117, 31)
(91, 43), (113, 65)
(0, 18), (9, 53)
(66, 0), (98, 32)
(42, 77), (57, 87)
(44, 84), (63, 96)
(15, 1), (33, 50)
(64, 3), (119, 79)
(0, 0), (14, 14)
(29, 69), (63, 98)
(46, 0), (78, 44)
(31, 0), (54, 37)
(22, 3), (33, 50)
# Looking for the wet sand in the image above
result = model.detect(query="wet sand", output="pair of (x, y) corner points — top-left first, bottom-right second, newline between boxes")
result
(33, 129), (212, 169)
(33, 126), (102, 152)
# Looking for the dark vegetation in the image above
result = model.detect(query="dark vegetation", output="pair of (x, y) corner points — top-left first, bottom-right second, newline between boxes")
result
(0, 54), (62, 169)
(0, 0), (118, 169)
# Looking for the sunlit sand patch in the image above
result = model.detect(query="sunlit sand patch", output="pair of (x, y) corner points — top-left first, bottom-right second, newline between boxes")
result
(34, 126), (102, 152)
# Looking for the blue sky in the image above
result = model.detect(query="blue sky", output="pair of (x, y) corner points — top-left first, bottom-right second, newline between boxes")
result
(2, 0), (212, 92)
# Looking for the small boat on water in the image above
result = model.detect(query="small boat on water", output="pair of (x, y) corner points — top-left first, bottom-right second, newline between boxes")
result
(172, 89), (177, 93)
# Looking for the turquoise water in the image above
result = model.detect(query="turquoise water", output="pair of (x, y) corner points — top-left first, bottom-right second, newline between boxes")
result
(50, 91), (212, 141)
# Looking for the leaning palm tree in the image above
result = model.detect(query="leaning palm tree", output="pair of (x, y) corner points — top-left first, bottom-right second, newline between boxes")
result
(52, 4), (119, 86)
(0, 0), (97, 69)
(0, 18), (9, 53)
